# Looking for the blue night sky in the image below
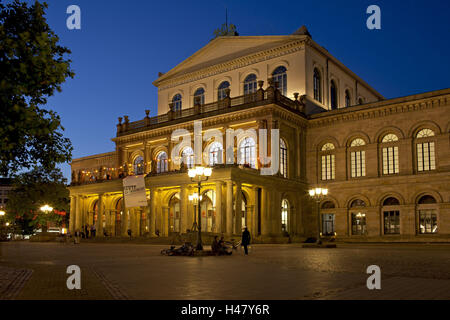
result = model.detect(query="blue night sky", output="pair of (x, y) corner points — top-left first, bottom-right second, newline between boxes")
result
(35, 0), (450, 180)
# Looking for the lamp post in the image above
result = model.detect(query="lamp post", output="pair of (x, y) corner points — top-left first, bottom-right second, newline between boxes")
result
(188, 193), (203, 231)
(188, 166), (212, 250)
(308, 187), (328, 244)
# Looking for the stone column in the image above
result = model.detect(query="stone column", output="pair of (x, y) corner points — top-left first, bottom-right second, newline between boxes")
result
(180, 185), (188, 234)
(261, 188), (270, 236)
(272, 191), (281, 235)
(162, 206), (169, 236)
(226, 180), (233, 235)
(215, 181), (223, 233)
(149, 189), (156, 236)
(129, 208), (135, 236)
(253, 187), (259, 235)
(75, 195), (81, 232)
(69, 195), (76, 233)
(122, 197), (129, 237)
(96, 194), (104, 237)
(235, 182), (242, 234)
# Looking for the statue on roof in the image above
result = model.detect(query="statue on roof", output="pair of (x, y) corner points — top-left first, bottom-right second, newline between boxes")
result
(212, 9), (239, 39)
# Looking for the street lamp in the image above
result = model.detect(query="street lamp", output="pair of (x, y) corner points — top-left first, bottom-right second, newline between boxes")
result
(308, 187), (328, 244)
(188, 166), (212, 250)
(40, 205), (53, 214)
(0, 210), (5, 216)
(188, 193), (203, 231)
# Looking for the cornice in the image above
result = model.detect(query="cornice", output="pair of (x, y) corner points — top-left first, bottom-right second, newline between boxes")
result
(308, 93), (450, 129)
(157, 40), (306, 90)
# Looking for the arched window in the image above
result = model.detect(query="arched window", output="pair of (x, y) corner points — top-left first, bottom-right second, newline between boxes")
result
(279, 138), (288, 178)
(321, 201), (335, 209)
(218, 81), (230, 101)
(417, 195), (438, 234)
(381, 133), (399, 175)
(382, 197), (400, 235)
(349, 138), (366, 178)
(243, 74), (257, 95)
(156, 151), (168, 173)
(330, 80), (338, 110)
(133, 156), (144, 175)
(345, 90), (351, 107)
(281, 199), (289, 233)
(181, 147), (194, 169)
(208, 142), (223, 166)
(416, 129), (436, 172)
(239, 137), (256, 168)
(320, 143), (335, 180)
(349, 199), (366, 235)
(193, 88), (205, 106)
(172, 94), (182, 111)
(358, 97), (364, 105)
(313, 68), (322, 102)
(272, 66), (287, 96)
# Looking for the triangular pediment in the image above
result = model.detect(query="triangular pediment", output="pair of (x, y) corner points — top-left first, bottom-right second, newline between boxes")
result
(154, 35), (307, 86)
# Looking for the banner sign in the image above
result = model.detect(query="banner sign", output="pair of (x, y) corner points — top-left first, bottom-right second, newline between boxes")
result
(123, 175), (147, 207)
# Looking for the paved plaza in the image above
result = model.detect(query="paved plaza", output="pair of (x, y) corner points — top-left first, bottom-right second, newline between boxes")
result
(0, 241), (449, 300)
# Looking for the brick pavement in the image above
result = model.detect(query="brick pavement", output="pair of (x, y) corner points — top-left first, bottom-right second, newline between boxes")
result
(1, 242), (449, 300)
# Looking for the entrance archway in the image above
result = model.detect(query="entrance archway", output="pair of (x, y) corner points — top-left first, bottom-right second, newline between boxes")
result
(168, 193), (180, 233)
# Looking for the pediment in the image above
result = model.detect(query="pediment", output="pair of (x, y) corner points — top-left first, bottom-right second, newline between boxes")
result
(154, 35), (306, 86)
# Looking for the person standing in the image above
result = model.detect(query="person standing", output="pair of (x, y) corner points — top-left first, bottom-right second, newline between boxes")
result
(241, 227), (251, 255)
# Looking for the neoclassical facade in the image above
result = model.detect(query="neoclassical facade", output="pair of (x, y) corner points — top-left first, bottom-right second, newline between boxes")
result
(69, 26), (450, 242)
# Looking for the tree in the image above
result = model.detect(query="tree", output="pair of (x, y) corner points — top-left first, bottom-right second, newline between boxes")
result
(6, 166), (70, 234)
(0, 1), (74, 176)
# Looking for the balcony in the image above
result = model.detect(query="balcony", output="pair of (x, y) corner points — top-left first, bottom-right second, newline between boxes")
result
(116, 80), (306, 137)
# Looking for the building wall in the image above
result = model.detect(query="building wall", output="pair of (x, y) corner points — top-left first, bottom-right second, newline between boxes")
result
(305, 90), (450, 239)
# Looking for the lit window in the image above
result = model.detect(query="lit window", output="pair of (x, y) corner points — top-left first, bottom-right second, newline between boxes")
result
(218, 81), (230, 101)
(243, 74), (257, 95)
(133, 156), (144, 175)
(381, 134), (399, 175)
(384, 211), (400, 234)
(350, 138), (366, 178)
(156, 151), (168, 173)
(351, 212), (366, 235)
(272, 66), (287, 96)
(279, 139), (288, 178)
(321, 143), (335, 180)
(172, 94), (182, 111)
(193, 88), (205, 105)
(208, 142), (223, 166)
(416, 129), (436, 172)
(181, 147), (194, 169)
(239, 137), (256, 168)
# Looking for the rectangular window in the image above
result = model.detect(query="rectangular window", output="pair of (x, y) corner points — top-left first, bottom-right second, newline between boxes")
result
(321, 154), (335, 180)
(383, 146), (399, 175)
(417, 142), (435, 171)
(383, 211), (400, 234)
(419, 210), (438, 234)
(351, 212), (366, 235)
(351, 150), (366, 177)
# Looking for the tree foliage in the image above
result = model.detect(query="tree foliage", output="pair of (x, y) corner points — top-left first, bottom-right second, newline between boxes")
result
(0, 0), (74, 176)
(6, 166), (70, 234)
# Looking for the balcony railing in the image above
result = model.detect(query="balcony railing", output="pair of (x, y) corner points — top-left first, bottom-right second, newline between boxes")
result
(116, 80), (306, 137)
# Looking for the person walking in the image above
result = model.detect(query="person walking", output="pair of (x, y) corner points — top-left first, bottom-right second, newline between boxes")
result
(241, 227), (251, 255)
(91, 224), (96, 238)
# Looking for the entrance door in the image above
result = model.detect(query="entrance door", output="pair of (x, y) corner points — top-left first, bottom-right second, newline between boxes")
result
(322, 213), (335, 235)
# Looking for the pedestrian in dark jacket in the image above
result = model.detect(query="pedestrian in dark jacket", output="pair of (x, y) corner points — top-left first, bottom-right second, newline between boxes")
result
(241, 227), (251, 255)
